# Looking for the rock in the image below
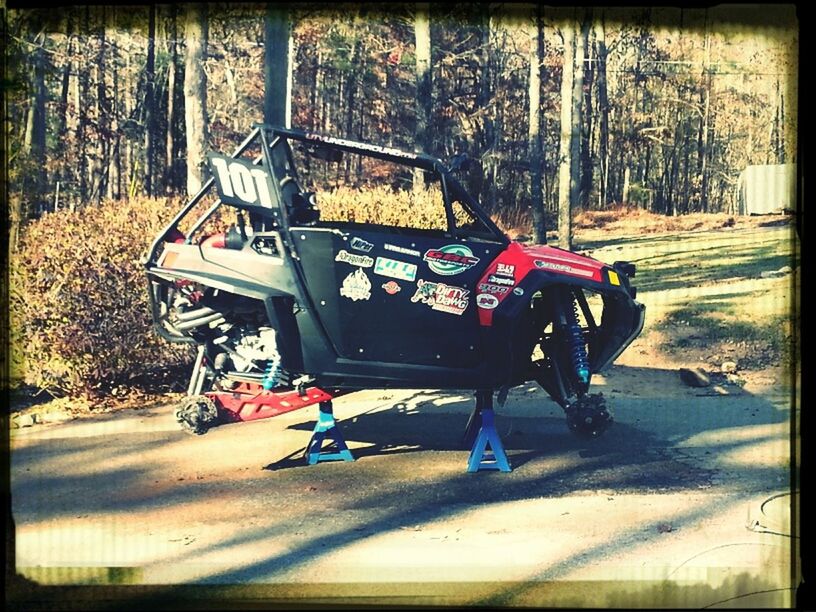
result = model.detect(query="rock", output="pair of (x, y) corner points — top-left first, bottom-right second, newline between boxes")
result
(760, 267), (791, 279)
(679, 367), (710, 387)
(13, 414), (36, 428)
(721, 361), (738, 374)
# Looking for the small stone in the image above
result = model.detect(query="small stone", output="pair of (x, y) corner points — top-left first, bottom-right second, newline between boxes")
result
(721, 361), (738, 374)
(679, 367), (710, 387)
(16, 414), (35, 428)
(777, 265), (793, 275)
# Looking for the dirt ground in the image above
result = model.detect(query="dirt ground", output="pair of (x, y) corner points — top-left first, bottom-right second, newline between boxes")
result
(8, 220), (800, 608)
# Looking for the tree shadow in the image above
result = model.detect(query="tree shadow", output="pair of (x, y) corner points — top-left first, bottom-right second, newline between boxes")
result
(9, 364), (794, 607)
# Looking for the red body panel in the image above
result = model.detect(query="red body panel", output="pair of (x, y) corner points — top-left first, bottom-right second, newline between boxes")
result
(207, 383), (347, 422)
(476, 242), (607, 326)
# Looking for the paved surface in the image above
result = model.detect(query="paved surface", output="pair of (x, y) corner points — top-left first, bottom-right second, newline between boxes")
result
(10, 365), (797, 607)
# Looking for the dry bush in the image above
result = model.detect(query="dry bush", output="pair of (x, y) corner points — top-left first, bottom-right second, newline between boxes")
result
(9, 197), (192, 396)
(317, 184), (450, 229)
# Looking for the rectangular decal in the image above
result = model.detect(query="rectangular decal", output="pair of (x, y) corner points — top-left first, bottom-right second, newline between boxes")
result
(534, 259), (594, 278)
(374, 256), (417, 282)
(410, 279), (470, 316)
(495, 263), (515, 277)
(335, 250), (374, 267)
(350, 237), (374, 253)
(487, 274), (515, 286)
(478, 283), (509, 294)
(384, 243), (421, 258)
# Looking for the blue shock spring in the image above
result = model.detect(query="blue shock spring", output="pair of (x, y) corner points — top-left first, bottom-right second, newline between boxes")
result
(566, 299), (590, 385)
(262, 357), (282, 391)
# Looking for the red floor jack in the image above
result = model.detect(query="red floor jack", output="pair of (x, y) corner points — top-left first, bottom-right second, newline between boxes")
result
(174, 348), (355, 465)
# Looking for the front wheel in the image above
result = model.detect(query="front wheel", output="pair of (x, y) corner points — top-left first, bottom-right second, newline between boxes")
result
(564, 393), (613, 438)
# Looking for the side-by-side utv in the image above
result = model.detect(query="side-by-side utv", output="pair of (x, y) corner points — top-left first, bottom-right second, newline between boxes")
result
(143, 124), (645, 468)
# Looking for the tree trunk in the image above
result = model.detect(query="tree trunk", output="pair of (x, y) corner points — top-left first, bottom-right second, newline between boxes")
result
(93, 9), (110, 205)
(145, 4), (156, 196)
(24, 34), (48, 210)
(579, 12), (593, 208)
(699, 17), (711, 212)
(166, 5), (177, 192)
(528, 5), (546, 244)
(413, 2), (432, 190)
(184, 4), (209, 196)
(595, 13), (609, 210)
(264, 4), (292, 127)
(343, 19), (363, 183)
(557, 17), (576, 250)
(57, 15), (73, 143)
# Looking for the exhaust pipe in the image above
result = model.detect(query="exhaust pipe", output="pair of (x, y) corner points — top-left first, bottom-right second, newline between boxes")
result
(175, 306), (217, 322)
(175, 312), (226, 331)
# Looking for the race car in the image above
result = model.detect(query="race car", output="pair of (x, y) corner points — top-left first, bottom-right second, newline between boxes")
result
(143, 124), (644, 445)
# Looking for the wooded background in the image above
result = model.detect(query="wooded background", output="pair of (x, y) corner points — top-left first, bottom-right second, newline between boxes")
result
(6, 3), (798, 245)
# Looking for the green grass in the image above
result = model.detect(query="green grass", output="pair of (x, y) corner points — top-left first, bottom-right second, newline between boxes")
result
(584, 225), (798, 294)
(585, 224), (798, 369)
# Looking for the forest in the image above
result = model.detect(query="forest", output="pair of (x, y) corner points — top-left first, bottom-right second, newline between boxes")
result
(6, 4), (799, 245)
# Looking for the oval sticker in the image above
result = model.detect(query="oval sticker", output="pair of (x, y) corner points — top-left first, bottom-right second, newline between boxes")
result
(476, 293), (499, 310)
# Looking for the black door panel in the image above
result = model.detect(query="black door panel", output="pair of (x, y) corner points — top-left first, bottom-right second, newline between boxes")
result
(293, 226), (505, 368)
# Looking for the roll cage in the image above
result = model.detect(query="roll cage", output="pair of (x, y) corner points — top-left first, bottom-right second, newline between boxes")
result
(144, 124), (508, 267)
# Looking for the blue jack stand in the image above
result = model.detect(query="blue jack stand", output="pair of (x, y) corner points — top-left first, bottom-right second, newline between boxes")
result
(305, 401), (355, 465)
(465, 390), (511, 473)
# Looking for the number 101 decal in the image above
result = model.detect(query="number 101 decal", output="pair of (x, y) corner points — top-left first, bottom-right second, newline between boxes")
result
(208, 153), (275, 208)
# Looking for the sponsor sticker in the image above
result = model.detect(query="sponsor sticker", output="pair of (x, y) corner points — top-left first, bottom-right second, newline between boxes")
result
(340, 268), (371, 301)
(476, 294), (499, 310)
(534, 259), (594, 278)
(374, 256), (417, 282)
(424, 244), (480, 276)
(384, 243), (421, 258)
(496, 263), (515, 277)
(350, 237), (374, 252)
(478, 283), (508, 294)
(382, 280), (401, 295)
(487, 274), (515, 286)
(410, 279), (470, 316)
(607, 270), (621, 286)
(335, 249), (374, 267)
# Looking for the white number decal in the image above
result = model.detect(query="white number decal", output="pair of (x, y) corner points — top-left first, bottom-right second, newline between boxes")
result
(210, 156), (273, 207)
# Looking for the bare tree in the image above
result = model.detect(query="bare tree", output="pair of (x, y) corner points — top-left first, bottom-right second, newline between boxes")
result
(144, 4), (157, 196)
(165, 5), (184, 192)
(595, 11), (610, 209)
(528, 5), (546, 243)
(414, 2), (432, 190)
(557, 16), (577, 249)
(23, 31), (48, 209)
(183, 4), (209, 196)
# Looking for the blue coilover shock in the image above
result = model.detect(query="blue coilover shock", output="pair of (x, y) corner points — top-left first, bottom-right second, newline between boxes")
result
(565, 298), (590, 385)
(262, 354), (282, 391)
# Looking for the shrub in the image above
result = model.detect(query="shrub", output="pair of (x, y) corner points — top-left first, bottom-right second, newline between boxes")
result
(9, 197), (192, 396)
(317, 184), (450, 228)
